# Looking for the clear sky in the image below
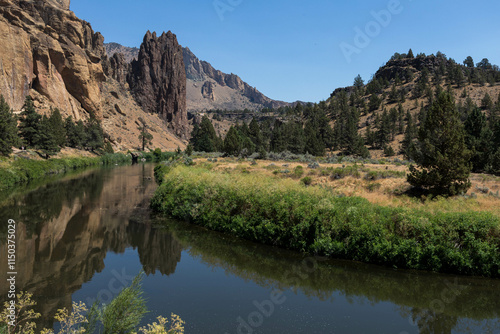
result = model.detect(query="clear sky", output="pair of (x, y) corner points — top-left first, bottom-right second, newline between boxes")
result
(71, 0), (500, 103)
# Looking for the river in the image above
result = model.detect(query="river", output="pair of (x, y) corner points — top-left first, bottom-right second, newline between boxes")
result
(0, 164), (499, 333)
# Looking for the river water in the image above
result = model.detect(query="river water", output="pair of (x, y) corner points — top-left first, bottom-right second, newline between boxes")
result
(0, 164), (499, 333)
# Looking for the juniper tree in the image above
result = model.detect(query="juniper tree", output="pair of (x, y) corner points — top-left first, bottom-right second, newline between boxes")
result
(408, 91), (471, 196)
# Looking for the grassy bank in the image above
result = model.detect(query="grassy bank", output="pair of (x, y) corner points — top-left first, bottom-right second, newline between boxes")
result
(0, 153), (131, 190)
(152, 164), (500, 278)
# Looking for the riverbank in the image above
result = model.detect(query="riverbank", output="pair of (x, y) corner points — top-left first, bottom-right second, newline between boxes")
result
(151, 163), (500, 278)
(0, 153), (131, 190)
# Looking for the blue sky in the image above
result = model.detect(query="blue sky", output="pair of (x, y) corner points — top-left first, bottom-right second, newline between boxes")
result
(72, 0), (500, 103)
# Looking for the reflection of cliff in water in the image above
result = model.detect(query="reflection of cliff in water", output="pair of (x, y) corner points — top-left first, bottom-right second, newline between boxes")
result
(163, 219), (500, 334)
(0, 165), (183, 327)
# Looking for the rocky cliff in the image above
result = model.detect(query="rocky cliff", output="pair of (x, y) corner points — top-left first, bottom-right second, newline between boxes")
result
(128, 31), (188, 139)
(0, 0), (189, 149)
(0, 0), (105, 119)
(106, 43), (294, 112)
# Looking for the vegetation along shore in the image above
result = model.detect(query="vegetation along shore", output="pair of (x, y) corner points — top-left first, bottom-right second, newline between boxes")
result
(152, 160), (500, 278)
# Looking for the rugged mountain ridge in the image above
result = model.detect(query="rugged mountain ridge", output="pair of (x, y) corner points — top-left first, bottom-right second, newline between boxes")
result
(0, 0), (189, 149)
(105, 43), (294, 112)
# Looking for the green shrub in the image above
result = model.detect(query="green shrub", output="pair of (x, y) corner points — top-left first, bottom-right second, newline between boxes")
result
(301, 176), (313, 186)
(293, 166), (304, 178)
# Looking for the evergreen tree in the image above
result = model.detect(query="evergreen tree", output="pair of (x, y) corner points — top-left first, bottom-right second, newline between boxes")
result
(138, 119), (153, 151)
(223, 126), (241, 156)
(18, 96), (41, 148)
(408, 91), (471, 196)
(190, 116), (220, 152)
(353, 74), (364, 90)
(464, 107), (491, 172)
(481, 93), (493, 111)
(85, 118), (104, 152)
(0, 95), (20, 156)
(463, 56), (474, 68)
(401, 111), (417, 159)
(37, 115), (60, 158)
(48, 108), (66, 147)
(376, 109), (391, 148)
(343, 109), (369, 157)
(407, 48), (414, 59)
(364, 123), (375, 147)
(304, 122), (325, 156)
(65, 117), (87, 149)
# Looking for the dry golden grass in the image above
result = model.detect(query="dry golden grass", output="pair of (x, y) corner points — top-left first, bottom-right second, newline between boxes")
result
(194, 158), (500, 216)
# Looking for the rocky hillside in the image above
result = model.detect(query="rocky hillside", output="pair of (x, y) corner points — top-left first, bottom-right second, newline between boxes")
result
(104, 42), (139, 63)
(105, 43), (294, 112)
(0, 0), (188, 151)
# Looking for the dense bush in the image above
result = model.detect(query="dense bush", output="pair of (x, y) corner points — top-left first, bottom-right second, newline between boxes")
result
(152, 166), (500, 277)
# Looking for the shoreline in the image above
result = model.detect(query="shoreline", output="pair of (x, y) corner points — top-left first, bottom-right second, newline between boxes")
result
(151, 163), (500, 278)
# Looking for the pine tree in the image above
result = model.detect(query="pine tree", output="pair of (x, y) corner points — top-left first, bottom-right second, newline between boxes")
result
(190, 116), (220, 152)
(0, 95), (20, 156)
(401, 111), (417, 159)
(65, 117), (87, 149)
(48, 108), (66, 147)
(18, 96), (41, 148)
(407, 48), (414, 59)
(138, 119), (153, 151)
(408, 91), (471, 196)
(464, 107), (491, 172)
(223, 126), (241, 156)
(85, 118), (104, 152)
(463, 56), (474, 68)
(353, 74), (364, 90)
(37, 115), (60, 158)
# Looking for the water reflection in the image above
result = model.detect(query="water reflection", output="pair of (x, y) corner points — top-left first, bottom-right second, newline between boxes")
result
(160, 219), (500, 333)
(0, 164), (498, 333)
(0, 164), (183, 328)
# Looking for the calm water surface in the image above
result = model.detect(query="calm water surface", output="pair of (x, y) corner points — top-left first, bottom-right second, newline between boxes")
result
(0, 164), (499, 333)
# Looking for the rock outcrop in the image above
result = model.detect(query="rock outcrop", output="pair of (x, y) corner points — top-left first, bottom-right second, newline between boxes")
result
(106, 43), (295, 112)
(0, 0), (105, 119)
(128, 31), (188, 139)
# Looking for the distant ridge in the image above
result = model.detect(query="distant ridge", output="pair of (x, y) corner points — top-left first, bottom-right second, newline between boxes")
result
(105, 43), (297, 112)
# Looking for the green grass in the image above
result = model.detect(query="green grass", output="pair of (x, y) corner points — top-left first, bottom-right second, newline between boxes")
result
(0, 153), (131, 190)
(152, 165), (500, 278)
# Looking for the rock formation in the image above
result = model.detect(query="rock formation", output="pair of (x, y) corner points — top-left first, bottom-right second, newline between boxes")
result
(128, 31), (188, 139)
(201, 81), (215, 101)
(106, 43), (295, 112)
(0, 0), (105, 119)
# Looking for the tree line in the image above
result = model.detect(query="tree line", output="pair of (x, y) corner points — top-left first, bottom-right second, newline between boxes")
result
(0, 96), (110, 158)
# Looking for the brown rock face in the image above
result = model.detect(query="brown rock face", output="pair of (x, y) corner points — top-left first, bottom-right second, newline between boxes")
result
(0, 0), (105, 118)
(201, 81), (215, 101)
(128, 31), (188, 139)
(106, 53), (130, 85)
